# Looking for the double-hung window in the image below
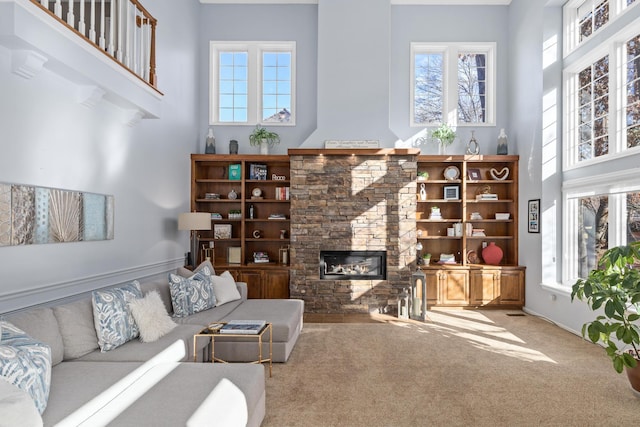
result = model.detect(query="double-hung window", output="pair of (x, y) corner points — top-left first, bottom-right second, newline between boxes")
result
(562, 3), (640, 284)
(210, 41), (296, 126)
(410, 42), (496, 127)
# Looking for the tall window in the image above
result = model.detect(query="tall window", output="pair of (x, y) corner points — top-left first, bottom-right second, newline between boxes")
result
(562, 6), (640, 284)
(411, 43), (495, 127)
(210, 41), (296, 126)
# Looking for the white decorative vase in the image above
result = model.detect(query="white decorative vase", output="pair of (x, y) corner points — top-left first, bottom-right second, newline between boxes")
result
(260, 140), (269, 155)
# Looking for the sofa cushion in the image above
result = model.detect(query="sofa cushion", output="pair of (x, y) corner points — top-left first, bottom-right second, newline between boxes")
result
(176, 259), (216, 278)
(52, 299), (99, 360)
(75, 324), (207, 363)
(138, 280), (173, 315)
(128, 291), (177, 343)
(4, 307), (64, 366)
(211, 271), (242, 306)
(0, 377), (43, 427)
(168, 273), (216, 317)
(223, 299), (304, 343)
(172, 299), (245, 326)
(92, 281), (142, 352)
(42, 362), (265, 427)
(0, 321), (52, 414)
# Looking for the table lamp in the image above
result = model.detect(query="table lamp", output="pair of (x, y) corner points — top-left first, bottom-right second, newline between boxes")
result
(178, 212), (211, 267)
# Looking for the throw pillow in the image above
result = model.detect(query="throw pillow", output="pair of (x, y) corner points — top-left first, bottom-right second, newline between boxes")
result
(53, 299), (99, 360)
(168, 273), (216, 317)
(92, 281), (143, 352)
(128, 291), (177, 343)
(176, 259), (216, 279)
(0, 377), (43, 427)
(210, 271), (242, 306)
(0, 321), (52, 415)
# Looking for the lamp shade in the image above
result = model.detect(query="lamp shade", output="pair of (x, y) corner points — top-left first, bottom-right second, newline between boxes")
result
(178, 212), (211, 231)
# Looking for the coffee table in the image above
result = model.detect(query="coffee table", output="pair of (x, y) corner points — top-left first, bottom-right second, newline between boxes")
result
(193, 322), (272, 378)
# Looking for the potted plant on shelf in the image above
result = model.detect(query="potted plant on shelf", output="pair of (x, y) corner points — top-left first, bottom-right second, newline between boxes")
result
(418, 171), (429, 181)
(431, 123), (456, 154)
(422, 253), (432, 265)
(571, 241), (640, 394)
(249, 125), (280, 155)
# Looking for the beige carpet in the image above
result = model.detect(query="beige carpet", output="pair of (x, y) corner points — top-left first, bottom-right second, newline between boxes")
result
(263, 310), (638, 427)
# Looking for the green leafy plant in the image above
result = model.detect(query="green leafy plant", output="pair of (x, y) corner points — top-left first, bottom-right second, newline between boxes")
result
(431, 123), (456, 146)
(571, 241), (640, 373)
(249, 125), (280, 147)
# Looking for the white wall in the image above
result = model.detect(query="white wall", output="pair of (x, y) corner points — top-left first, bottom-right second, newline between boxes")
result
(0, 0), (200, 312)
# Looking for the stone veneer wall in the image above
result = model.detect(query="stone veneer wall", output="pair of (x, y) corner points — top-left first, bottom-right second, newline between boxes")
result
(289, 150), (418, 313)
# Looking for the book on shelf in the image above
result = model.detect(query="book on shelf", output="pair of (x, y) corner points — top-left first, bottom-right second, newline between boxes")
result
(219, 320), (266, 335)
(249, 164), (268, 180)
(476, 194), (498, 200)
(268, 213), (287, 220)
(275, 186), (290, 200)
(253, 251), (270, 263)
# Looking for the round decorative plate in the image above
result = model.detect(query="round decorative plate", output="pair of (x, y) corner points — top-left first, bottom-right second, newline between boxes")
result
(252, 188), (262, 197)
(444, 166), (460, 181)
(467, 250), (479, 264)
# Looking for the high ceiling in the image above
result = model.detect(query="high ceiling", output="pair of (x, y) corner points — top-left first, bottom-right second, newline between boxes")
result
(199, 0), (512, 4)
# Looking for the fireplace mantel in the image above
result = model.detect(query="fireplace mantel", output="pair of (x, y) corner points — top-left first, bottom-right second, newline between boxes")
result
(288, 148), (420, 156)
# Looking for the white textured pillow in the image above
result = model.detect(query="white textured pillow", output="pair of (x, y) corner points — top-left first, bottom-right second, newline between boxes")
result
(128, 291), (177, 343)
(210, 271), (242, 306)
(0, 377), (43, 427)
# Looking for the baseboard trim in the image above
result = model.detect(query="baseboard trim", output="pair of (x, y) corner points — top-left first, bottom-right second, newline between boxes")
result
(0, 258), (183, 313)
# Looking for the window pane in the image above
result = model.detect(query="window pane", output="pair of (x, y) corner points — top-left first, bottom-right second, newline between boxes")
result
(626, 34), (640, 149)
(578, 0), (609, 43)
(414, 53), (443, 124)
(575, 55), (610, 162)
(457, 53), (487, 123)
(262, 51), (292, 123)
(628, 193), (640, 242)
(217, 51), (248, 123)
(578, 195), (609, 278)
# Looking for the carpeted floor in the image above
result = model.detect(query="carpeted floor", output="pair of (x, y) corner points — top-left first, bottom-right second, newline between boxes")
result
(262, 310), (638, 427)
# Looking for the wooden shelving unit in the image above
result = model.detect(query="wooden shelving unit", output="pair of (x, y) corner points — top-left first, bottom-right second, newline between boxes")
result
(416, 155), (525, 308)
(190, 154), (290, 299)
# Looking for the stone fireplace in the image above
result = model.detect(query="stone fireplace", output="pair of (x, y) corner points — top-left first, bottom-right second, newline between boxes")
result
(289, 149), (419, 313)
(320, 250), (387, 280)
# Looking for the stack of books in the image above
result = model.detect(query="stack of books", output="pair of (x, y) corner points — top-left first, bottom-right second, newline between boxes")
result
(476, 193), (498, 200)
(438, 254), (456, 264)
(275, 186), (290, 200)
(472, 228), (486, 236)
(253, 251), (270, 263)
(219, 320), (266, 335)
(268, 213), (287, 220)
(429, 207), (442, 220)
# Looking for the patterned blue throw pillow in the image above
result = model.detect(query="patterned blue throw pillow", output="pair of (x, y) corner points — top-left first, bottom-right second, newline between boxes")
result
(0, 320), (52, 414)
(168, 273), (216, 317)
(91, 281), (143, 352)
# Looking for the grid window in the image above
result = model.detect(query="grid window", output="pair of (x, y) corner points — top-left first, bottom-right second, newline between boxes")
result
(626, 35), (640, 148)
(411, 43), (495, 127)
(210, 41), (295, 126)
(576, 55), (610, 161)
(578, 0), (609, 43)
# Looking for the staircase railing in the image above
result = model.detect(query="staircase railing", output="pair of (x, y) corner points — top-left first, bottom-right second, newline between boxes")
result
(30, 0), (157, 89)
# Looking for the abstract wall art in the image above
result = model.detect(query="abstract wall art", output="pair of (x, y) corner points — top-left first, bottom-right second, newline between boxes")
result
(0, 183), (114, 247)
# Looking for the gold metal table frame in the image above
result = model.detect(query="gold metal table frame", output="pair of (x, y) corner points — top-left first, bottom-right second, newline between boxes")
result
(193, 322), (273, 378)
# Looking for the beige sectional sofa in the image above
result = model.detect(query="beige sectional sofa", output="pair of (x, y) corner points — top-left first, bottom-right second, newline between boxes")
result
(0, 271), (304, 427)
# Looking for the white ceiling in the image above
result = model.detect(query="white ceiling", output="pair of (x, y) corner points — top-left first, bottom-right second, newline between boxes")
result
(199, 0), (513, 5)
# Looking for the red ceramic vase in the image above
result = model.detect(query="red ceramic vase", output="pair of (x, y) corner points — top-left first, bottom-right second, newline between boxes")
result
(482, 242), (503, 265)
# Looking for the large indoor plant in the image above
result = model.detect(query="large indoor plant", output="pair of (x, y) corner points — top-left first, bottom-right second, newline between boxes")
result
(571, 241), (640, 393)
(249, 125), (280, 155)
(431, 123), (456, 154)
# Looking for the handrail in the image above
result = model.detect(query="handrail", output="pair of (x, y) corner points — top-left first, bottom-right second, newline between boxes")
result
(29, 0), (158, 90)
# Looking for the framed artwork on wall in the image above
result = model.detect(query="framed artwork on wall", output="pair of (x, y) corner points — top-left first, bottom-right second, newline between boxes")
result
(528, 199), (540, 233)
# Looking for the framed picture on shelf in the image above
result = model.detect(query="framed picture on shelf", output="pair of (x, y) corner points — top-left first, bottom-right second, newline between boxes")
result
(214, 224), (232, 239)
(443, 185), (459, 200)
(528, 199), (540, 233)
(467, 168), (482, 181)
(227, 247), (241, 264)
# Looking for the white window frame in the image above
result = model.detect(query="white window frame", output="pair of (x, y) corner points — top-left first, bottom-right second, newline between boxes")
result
(410, 42), (496, 128)
(563, 170), (640, 285)
(563, 0), (638, 57)
(563, 21), (640, 170)
(209, 41), (296, 126)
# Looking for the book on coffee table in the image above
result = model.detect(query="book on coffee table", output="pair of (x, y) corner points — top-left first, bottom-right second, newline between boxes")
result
(219, 320), (267, 335)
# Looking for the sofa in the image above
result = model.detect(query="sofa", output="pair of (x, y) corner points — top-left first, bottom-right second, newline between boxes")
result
(0, 262), (304, 426)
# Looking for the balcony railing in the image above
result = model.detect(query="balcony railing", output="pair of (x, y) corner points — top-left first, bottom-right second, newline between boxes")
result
(30, 0), (157, 89)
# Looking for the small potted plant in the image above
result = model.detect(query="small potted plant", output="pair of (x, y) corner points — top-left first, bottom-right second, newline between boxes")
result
(249, 125), (280, 155)
(418, 171), (429, 181)
(431, 123), (456, 154)
(571, 241), (640, 394)
(422, 253), (432, 265)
